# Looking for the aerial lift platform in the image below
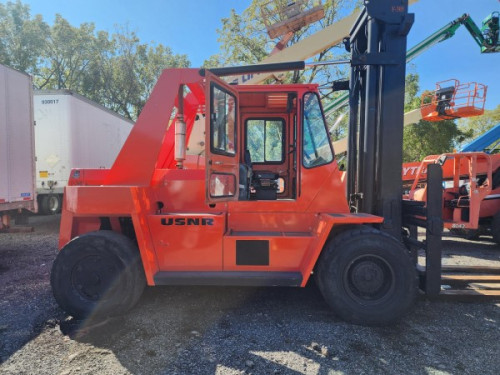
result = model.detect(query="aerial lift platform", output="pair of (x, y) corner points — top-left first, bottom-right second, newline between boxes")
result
(420, 79), (487, 121)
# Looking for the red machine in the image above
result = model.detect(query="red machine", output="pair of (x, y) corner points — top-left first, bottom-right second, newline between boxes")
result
(50, 1), (499, 325)
(405, 152), (500, 242)
(52, 68), (416, 325)
(420, 79), (487, 122)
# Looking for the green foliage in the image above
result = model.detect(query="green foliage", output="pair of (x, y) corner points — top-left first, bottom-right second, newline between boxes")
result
(0, 1), (189, 120)
(327, 110), (347, 142)
(36, 15), (104, 91)
(246, 119), (283, 162)
(0, 1), (49, 74)
(458, 104), (500, 146)
(403, 120), (472, 162)
(81, 28), (190, 119)
(201, 54), (222, 69)
(404, 73), (421, 112)
(207, 0), (355, 84)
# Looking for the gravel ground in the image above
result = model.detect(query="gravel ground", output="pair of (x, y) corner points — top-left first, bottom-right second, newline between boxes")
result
(1, 215), (499, 375)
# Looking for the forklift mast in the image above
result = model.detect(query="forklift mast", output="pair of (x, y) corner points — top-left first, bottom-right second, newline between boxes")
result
(347, 0), (414, 240)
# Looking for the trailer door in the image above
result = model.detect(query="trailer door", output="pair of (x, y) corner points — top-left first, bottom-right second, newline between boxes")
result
(205, 73), (240, 203)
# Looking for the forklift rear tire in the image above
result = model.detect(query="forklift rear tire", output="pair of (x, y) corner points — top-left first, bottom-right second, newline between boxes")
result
(492, 213), (500, 245)
(316, 227), (417, 326)
(51, 230), (146, 319)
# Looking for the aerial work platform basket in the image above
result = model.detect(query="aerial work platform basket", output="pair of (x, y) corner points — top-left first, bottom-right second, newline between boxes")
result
(420, 79), (487, 122)
(261, 0), (325, 39)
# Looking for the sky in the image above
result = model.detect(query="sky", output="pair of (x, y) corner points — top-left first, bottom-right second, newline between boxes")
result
(13, 0), (500, 109)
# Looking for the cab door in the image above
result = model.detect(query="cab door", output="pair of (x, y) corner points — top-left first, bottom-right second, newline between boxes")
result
(205, 72), (240, 202)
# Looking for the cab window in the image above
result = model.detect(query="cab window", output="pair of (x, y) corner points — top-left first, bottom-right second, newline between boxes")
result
(246, 119), (285, 163)
(302, 92), (334, 168)
(211, 84), (236, 155)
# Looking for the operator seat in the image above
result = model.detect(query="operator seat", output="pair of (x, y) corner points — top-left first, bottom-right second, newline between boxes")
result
(252, 171), (279, 200)
(240, 149), (280, 200)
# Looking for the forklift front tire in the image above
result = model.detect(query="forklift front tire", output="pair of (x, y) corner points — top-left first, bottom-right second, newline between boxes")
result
(51, 230), (146, 319)
(316, 227), (417, 326)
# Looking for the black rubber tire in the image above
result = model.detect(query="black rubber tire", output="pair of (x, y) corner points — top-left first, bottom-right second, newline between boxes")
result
(51, 230), (146, 319)
(449, 228), (465, 236)
(316, 227), (417, 326)
(463, 229), (480, 241)
(492, 213), (500, 245)
(40, 194), (62, 215)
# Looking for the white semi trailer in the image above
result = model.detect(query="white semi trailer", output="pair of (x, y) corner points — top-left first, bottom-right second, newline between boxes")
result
(34, 90), (134, 214)
(0, 64), (36, 228)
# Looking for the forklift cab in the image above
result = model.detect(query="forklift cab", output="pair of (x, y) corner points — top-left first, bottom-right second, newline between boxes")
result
(204, 72), (335, 205)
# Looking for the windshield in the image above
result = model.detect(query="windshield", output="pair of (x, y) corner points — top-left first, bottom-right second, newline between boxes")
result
(302, 92), (334, 168)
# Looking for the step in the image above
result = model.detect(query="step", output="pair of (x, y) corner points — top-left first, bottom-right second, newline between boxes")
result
(228, 230), (312, 237)
(153, 271), (303, 287)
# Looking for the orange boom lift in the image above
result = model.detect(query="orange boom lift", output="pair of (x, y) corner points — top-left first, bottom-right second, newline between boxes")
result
(405, 152), (500, 242)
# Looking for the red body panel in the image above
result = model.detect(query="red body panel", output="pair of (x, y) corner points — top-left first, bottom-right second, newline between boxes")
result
(148, 213), (225, 271)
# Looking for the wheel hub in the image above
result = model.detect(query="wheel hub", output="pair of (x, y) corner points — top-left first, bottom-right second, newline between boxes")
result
(344, 255), (395, 303)
(350, 261), (385, 293)
(71, 255), (116, 301)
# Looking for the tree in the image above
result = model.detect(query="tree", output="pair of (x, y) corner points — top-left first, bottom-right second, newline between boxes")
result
(0, 0), (49, 74)
(403, 120), (471, 162)
(207, 0), (356, 84)
(458, 104), (500, 145)
(89, 29), (190, 119)
(404, 72), (421, 112)
(1, 1), (190, 120)
(35, 21), (190, 119)
(36, 15), (103, 91)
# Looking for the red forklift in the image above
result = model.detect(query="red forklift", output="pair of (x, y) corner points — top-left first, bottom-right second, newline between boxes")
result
(50, 0), (500, 326)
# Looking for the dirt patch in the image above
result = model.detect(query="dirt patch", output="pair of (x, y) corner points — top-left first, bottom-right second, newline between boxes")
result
(1, 216), (499, 374)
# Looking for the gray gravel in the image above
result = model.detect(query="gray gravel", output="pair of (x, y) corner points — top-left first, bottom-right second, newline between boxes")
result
(1, 215), (500, 375)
